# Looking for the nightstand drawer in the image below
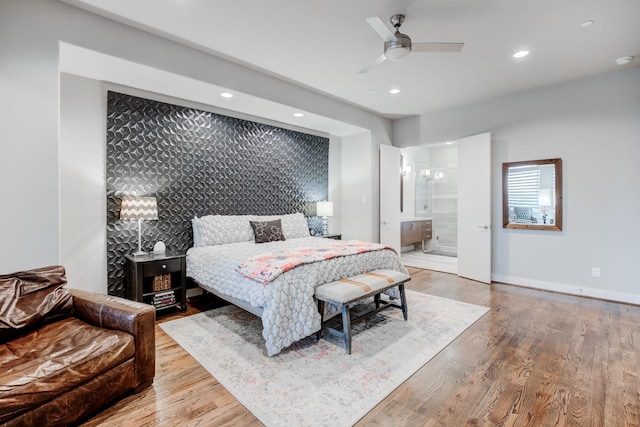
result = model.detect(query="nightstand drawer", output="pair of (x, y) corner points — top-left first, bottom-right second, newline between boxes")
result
(143, 258), (182, 276)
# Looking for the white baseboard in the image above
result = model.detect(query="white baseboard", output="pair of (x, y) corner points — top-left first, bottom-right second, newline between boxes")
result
(491, 274), (640, 306)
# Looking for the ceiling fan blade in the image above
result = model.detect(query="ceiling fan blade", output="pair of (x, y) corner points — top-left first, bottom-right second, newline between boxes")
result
(412, 42), (465, 53)
(358, 54), (387, 74)
(365, 16), (395, 41)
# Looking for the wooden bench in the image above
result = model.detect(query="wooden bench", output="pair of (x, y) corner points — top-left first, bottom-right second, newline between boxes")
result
(315, 269), (410, 354)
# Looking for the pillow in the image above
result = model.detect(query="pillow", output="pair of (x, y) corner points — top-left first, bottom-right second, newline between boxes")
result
(257, 213), (310, 239)
(191, 216), (202, 247)
(250, 219), (286, 243)
(192, 215), (255, 247)
(0, 265), (73, 341)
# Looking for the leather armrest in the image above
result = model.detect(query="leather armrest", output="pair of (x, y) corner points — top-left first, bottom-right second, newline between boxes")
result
(68, 289), (155, 391)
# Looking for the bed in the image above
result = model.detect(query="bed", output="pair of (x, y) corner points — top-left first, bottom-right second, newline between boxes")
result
(187, 213), (408, 356)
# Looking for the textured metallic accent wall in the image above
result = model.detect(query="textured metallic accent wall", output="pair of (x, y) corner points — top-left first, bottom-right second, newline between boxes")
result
(106, 92), (328, 296)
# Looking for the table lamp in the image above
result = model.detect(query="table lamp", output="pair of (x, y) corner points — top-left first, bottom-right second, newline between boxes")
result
(120, 196), (158, 256)
(316, 201), (334, 236)
(538, 189), (551, 224)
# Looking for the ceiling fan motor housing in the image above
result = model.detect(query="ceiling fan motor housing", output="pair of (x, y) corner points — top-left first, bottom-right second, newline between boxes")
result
(384, 32), (411, 61)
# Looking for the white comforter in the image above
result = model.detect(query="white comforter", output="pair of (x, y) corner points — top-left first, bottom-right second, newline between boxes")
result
(187, 237), (408, 356)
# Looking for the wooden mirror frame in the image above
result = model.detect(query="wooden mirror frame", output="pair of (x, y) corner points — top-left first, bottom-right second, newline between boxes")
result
(502, 158), (563, 231)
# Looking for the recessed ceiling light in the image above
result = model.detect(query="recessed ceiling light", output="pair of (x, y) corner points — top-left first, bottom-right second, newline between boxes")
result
(293, 112), (304, 118)
(389, 88), (400, 94)
(220, 92), (233, 98)
(615, 56), (633, 66)
(581, 20), (594, 28)
(513, 50), (529, 59)
(371, 90), (377, 94)
(446, 142), (453, 145)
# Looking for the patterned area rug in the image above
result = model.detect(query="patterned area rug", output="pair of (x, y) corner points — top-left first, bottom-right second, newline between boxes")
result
(160, 290), (488, 427)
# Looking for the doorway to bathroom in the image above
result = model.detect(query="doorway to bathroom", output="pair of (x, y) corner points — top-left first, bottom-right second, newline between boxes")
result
(380, 133), (491, 282)
(400, 142), (458, 274)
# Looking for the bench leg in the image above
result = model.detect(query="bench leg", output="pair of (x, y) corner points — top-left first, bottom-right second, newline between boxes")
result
(341, 305), (352, 354)
(399, 284), (408, 321)
(316, 300), (324, 341)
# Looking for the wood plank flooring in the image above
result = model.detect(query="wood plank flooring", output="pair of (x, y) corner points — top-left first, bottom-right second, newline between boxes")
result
(80, 268), (640, 426)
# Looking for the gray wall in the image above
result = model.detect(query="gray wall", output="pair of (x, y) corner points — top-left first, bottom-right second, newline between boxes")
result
(394, 67), (640, 303)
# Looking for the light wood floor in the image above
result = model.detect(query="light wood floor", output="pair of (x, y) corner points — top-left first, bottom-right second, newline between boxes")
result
(81, 268), (640, 426)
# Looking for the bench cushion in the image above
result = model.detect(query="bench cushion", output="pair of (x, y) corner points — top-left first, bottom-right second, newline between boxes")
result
(315, 269), (410, 304)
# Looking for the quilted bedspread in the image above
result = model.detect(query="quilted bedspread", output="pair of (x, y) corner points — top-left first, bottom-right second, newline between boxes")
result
(187, 237), (408, 356)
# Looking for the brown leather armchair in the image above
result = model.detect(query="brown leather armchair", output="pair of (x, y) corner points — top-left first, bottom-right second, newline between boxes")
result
(0, 265), (156, 427)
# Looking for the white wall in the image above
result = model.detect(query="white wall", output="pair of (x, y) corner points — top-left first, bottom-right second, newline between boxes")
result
(0, 0), (392, 290)
(328, 135), (342, 236)
(59, 74), (107, 293)
(393, 67), (640, 303)
(340, 132), (378, 241)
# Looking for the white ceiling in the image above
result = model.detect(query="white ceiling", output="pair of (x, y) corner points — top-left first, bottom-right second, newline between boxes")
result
(63, 0), (639, 120)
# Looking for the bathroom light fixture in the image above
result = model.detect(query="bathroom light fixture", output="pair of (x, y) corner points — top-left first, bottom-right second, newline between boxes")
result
(513, 50), (529, 58)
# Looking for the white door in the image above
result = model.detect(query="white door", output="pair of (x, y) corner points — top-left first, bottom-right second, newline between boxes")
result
(379, 144), (401, 253)
(457, 132), (492, 283)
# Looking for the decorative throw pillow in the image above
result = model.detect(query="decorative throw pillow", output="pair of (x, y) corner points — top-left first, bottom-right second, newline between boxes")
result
(256, 213), (311, 239)
(0, 265), (73, 341)
(250, 219), (286, 243)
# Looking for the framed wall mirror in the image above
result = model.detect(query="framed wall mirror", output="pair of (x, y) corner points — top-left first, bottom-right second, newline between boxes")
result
(502, 158), (563, 231)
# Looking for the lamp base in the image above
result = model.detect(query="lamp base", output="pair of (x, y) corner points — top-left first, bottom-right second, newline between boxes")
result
(321, 216), (329, 236)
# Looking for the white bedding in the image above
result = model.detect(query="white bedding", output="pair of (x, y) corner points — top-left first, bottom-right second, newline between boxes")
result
(187, 237), (408, 356)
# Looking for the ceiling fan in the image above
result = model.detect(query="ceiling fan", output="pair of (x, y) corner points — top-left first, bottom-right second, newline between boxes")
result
(358, 14), (464, 73)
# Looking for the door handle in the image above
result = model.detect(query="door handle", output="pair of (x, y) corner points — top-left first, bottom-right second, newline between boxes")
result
(477, 225), (490, 230)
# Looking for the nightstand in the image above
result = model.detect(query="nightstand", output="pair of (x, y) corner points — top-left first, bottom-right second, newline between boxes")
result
(319, 233), (342, 240)
(125, 252), (186, 314)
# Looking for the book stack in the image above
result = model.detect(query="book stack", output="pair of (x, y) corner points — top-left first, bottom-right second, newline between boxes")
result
(153, 290), (176, 307)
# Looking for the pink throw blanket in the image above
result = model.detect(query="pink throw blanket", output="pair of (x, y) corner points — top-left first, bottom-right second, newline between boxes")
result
(236, 240), (395, 284)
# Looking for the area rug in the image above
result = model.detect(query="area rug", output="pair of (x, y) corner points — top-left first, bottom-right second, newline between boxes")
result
(160, 290), (489, 427)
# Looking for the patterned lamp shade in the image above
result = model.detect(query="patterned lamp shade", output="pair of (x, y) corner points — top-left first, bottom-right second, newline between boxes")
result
(120, 196), (159, 220)
(120, 196), (158, 256)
